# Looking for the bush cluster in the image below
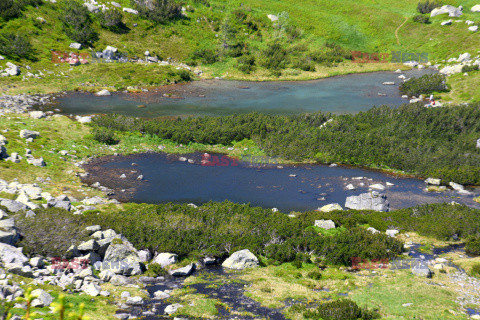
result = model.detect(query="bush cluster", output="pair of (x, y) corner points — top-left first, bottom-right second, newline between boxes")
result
(0, 0), (42, 21)
(60, 0), (98, 44)
(303, 299), (380, 320)
(413, 14), (430, 24)
(417, 1), (440, 14)
(0, 32), (34, 60)
(97, 9), (127, 33)
(399, 74), (448, 96)
(462, 65), (479, 73)
(135, 0), (183, 24)
(92, 127), (117, 145)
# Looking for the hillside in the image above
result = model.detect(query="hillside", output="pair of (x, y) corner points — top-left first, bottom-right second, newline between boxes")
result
(0, 0), (479, 97)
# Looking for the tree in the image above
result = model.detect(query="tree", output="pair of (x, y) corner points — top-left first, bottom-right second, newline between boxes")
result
(60, 0), (98, 44)
(135, 0), (183, 24)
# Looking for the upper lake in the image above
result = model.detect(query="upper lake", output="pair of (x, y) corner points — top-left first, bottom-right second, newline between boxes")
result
(54, 69), (436, 117)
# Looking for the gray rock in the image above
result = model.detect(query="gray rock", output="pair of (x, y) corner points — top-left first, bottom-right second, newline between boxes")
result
(318, 203), (343, 212)
(100, 270), (115, 282)
(84, 3), (99, 13)
(85, 225), (102, 234)
(19, 130), (40, 140)
(345, 192), (389, 212)
(169, 263), (195, 277)
(441, 20), (453, 25)
(122, 7), (138, 14)
(83, 283), (101, 296)
(153, 290), (170, 299)
(152, 252), (177, 268)
(222, 249), (259, 270)
(109, 274), (132, 286)
(477, 138), (480, 149)
(165, 304), (183, 315)
(138, 249), (152, 262)
(95, 89), (111, 96)
(412, 263), (433, 278)
(0, 199), (27, 213)
(69, 43), (82, 50)
(31, 289), (53, 307)
(29, 111), (46, 119)
(367, 227), (380, 234)
(126, 296), (143, 305)
(386, 229), (399, 237)
(431, 5), (463, 17)
(5, 63), (20, 76)
(314, 219), (336, 230)
(425, 178), (441, 185)
(77, 239), (99, 252)
(29, 257), (45, 268)
(369, 183), (386, 191)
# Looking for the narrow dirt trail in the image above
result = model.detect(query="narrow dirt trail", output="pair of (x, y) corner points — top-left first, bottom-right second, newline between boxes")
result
(395, 17), (409, 46)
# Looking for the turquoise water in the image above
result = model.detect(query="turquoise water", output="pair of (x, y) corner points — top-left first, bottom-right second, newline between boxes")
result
(56, 69), (436, 117)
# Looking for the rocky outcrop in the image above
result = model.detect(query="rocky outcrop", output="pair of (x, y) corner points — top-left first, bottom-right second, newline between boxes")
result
(222, 249), (259, 270)
(430, 5), (463, 17)
(345, 192), (389, 212)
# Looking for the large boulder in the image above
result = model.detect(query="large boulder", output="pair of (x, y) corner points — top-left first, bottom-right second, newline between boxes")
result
(0, 218), (19, 245)
(0, 243), (28, 266)
(83, 283), (101, 297)
(152, 252), (177, 267)
(345, 192), (389, 212)
(31, 289), (53, 307)
(412, 263), (433, 278)
(5, 63), (20, 76)
(471, 4), (480, 12)
(169, 263), (195, 277)
(425, 178), (441, 185)
(103, 240), (140, 263)
(222, 249), (259, 270)
(430, 5), (462, 17)
(0, 199), (27, 213)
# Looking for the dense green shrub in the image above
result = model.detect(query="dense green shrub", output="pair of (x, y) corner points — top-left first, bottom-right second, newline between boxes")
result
(97, 9), (127, 33)
(471, 263), (480, 277)
(0, 0), (42, 21)
(260, 41), (288, 71)
(304, 299), (380, 320)
(191, 48), (218, 65)
(14, 208), (90, 257)
(92, 127), (117, 145)
(466, 236), (480, 256)
(236, 55), (256, 73)
(307, 270), (322, 280)
(417, 1), (440, 14)
(144, 263), (167, 277)
(0, 32), (34, 60)
(400, 74), (448, 96)
(135, 0), (183, 24)
(462, 65), (479, 73)
(413, 14), (430, 24)
(60, 0), (98, 44)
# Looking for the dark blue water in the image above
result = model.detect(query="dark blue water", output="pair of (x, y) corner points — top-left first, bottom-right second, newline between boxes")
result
(56, 69), (436, 117)
(84, 152), (479, 213)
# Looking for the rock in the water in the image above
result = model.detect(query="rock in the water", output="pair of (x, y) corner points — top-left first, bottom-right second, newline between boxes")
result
(95, 89), (111, 96)
(152, 252), (177, 268)
(222, 249), (259, 270)
(314, 219), (336, 230)
(449, 182), (465, 191)
(369, 183), (386, 191)
(318, 203), (343, 212)
(169, 263), (195, 277)
(345, 192), (389, 212)
(425, 178), (441, 185)
(31, 289), (53, 307)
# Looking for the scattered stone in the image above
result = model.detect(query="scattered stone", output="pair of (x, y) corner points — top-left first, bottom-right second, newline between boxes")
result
(165, 304), (183, 315)
(369, 183), (386, 191)
(314, 219), (336, 230)
(69, 43), (82, 50)
(267, 14), (278, 22)
(430, 5), (463, 17)
(169, 263), (196, 277)
(386, 229), (399, 237)
(123, 7), (138, 14)
(441, 20), (453, 25)
(469, 26), (478, 32)
(31, 289), (53, 307)
(318, 203), (343, 212)
(83, 283), (101, 297)
(472, 5), (480, 12)
(19, 130), (40, 140)
(95, 89), (111, 96)
(367, 227), (380, 234)
(425, 178), (441, 185)
(412, 264), (433, 278)
(152, 253), (177, 268)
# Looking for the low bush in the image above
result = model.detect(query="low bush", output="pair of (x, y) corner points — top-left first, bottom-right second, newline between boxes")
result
(97, 9), (127, 33)
(307, 270), (322, 280)
(413, 14), (430, 24)
(303, 299), (380, 320)
(466, 236), (480, 256)
(417, 1), (440, 14)
(92, 127), (117, 145)
(144, 263), (167, 277)
(471, 263), (480, 277)
(135, 0), (183, 24)
(260, 41), (288, 71)
(14, 208), (90, 257)
(399, 74), (448, 96)
(462, 65), (479, 73)
(236, 55), (256, 74)
(0, 32), (34, 60)
(60, 0), (98, 44)
(0, 0), (42, 21)
(191, 48), (218, 65)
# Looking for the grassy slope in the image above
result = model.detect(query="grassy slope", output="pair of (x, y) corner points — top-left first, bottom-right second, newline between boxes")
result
(0, 0), (479, 97)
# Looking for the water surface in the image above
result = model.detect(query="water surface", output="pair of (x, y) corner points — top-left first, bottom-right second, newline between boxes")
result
(56, 69), (436, 117)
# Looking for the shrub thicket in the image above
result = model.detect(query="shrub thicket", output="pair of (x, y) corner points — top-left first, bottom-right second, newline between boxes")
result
(413, 14), (430, 24)
(92, 127), (117, 145)
(466, 236), (480, 256)
(417, 1), (440, 14)
(60, 0), (98, 44)
(135, 0), (183, 24)
(0, 32), (34, 60)
(97, 9), (127, 33)
(400, 74), (448, 96)
(462, 65), (479, 73)
(303, 299), (380, 320)
(0, 0), (42, 21)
